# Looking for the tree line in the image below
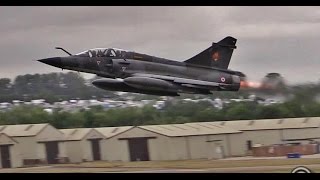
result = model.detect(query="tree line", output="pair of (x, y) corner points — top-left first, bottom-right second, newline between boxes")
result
(0, 72), (118, 103)
(0, 72), (295, 103)
(0, 72), (320, 129)
(0, 94), (320, 129)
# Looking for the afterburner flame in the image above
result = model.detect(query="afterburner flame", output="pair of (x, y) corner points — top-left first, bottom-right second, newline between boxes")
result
(240, 81), (262, 89)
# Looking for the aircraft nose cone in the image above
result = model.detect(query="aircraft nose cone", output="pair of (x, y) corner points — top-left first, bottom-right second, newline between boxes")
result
(37, 57), (62, 68)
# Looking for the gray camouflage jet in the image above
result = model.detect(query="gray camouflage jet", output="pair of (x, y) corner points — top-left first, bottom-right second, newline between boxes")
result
(37, 36), (245, 96)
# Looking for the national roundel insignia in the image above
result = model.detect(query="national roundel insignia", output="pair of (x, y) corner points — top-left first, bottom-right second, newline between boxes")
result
(212, 51), (219, 61)
(221, 77), (226, 82)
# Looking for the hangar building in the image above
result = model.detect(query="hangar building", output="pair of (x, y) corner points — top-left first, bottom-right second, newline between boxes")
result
(2, 117), (320, 168)
(0, 133), (22, 168)
(95, 126), (134, 162)
(60, 128), (105, 163)
(209, 117), (320, 154)
(0, 123), (67, 165)
(95, 123), (244, 162)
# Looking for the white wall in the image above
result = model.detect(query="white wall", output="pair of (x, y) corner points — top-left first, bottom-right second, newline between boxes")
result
(81, 140), (94, 162)
(207, 141), (224, 159)
(101, 137), (129, 161)
(146, 135), (188, 161)
(35, 125), (68, 162)
(241, 130), (282, 147)
(0, 135), (25, 168)
(13, 137), (38, 160)
(100, 127), (248, 162)
(36, 143), (46, 162)
(58, 141), (67, 159)
(81, 130), (105, 162)
(187, 136), (210, 159)
(227, 133), (247, 156)
(101, 127), (170, 162)
(206, 135), (229, 159)
(64, 141), (82, 163)
(282, 128), (320, 141)
(37, 141), (69, 163)
(9, 145), (23, 168)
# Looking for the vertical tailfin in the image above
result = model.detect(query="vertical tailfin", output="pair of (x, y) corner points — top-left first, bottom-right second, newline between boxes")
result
(184, 36), (237, 69)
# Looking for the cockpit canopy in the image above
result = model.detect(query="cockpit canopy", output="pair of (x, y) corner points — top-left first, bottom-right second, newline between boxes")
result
(75, 48), (129, 58)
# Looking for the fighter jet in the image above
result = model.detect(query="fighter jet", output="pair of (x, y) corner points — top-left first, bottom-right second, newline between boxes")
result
(37, 36), (245, 96)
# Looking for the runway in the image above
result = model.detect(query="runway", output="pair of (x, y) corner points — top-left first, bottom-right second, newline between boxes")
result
(1, 156), (320, 173)
(118, 164), (318, 173)
(0, 164), (318, 173)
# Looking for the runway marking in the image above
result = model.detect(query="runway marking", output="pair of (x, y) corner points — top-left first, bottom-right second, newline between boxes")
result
(120, 169), (207, 173)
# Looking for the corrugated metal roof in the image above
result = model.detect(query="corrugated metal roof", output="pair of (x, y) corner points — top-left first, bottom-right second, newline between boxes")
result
(209, 117), (320, 131)
(139, 123), (241, 137)
(0, 123), (48, 137)
(94, 126), (134, 139)
(60, 128), (94, 141)
(0, 133), (19, 144)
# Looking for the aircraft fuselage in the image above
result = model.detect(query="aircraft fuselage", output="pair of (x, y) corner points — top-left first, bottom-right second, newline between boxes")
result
(37, 36), (243, 96)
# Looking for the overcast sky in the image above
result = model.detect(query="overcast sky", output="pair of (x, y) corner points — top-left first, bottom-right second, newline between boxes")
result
(1, 6), (320, 85)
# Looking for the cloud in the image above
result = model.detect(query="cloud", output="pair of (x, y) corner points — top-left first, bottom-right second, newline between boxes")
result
(0, 6), (319, 85)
